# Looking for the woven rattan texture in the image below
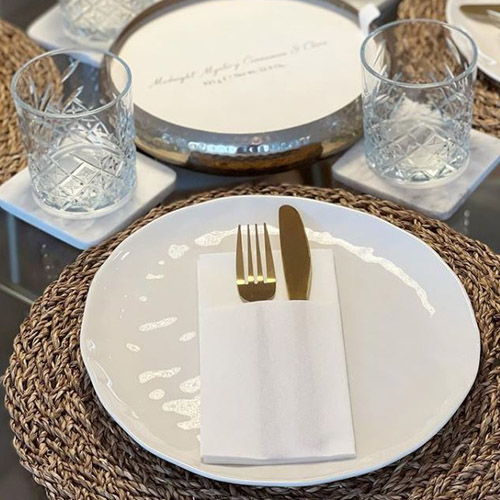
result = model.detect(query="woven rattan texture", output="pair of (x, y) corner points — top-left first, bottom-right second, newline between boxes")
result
(0, 19), (47, 184)
(4, 185), (500, 500)
(398, 0), (500, 138)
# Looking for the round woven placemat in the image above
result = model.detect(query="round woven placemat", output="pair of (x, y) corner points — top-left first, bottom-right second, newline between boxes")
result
(0, 19), (47, 185)
(398, 0), (500, 138)
(4, 185), (500, 500)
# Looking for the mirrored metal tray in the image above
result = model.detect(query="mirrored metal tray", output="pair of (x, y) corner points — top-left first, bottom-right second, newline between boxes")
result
(111, 0), (366, 175)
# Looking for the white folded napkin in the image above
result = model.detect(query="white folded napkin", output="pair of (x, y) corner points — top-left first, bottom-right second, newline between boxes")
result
(197, 249), (355, 465)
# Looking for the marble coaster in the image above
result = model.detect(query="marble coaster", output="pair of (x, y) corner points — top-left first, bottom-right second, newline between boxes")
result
(332, 129), (500, 220)
(0, 153), (176, 250)
(27, 5), (110, 54)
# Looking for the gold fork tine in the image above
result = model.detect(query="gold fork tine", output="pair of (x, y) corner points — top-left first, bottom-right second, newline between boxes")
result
(255, 224), (264, 283)
(264, 223), (276, 283)
(247, 224), (254, 284)
(236, 225), (245, 286)
(236, 222), (276, 302)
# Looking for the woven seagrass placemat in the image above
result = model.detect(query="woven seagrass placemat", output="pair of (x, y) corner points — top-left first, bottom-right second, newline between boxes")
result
(398, 0), (500, 138)
(0, 19), (48, 185)
(4, 184), (500, 500)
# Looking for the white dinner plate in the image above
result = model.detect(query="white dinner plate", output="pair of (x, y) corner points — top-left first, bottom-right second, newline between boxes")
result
(81, 196), (480, 486)
(446, 0), (500, 84)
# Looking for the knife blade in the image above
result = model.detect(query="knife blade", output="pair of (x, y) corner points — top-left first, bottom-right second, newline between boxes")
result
(460, 4), (500, 25)
(279, 205), (311, 300)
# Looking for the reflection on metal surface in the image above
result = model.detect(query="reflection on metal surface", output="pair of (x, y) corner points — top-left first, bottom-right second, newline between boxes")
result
(236, 223), (276, 302)
(110, 0), (362, 175)
(279, 206), (311, 300)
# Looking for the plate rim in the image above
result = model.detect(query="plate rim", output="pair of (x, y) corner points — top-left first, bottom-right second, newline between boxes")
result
(81, 194), (480, 487)
(445, 0), (500, 84)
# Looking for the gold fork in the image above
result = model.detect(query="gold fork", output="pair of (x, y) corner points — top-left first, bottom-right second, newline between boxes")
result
(236, 224), (276, 302)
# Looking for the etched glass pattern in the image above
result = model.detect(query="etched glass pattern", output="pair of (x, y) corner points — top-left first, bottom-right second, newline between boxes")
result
(361, 20), (477, 185)
(59, 0), (154, 43)
(12, 49), (137, 217)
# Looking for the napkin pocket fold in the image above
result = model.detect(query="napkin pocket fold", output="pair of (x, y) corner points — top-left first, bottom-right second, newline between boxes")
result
(198, 250), (356, 465)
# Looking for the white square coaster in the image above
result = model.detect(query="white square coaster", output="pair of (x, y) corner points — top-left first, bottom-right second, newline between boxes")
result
(28, 5), (110, 53)
(0, 153), (176, 250)
(332, 129), (500, 220)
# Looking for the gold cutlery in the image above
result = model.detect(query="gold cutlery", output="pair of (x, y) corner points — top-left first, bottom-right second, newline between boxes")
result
(279, 205), (311, 300)
(236, 224), (276, 302)
(460, 4), (500, 26)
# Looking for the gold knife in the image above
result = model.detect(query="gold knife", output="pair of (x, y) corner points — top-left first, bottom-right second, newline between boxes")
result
(460, 4), (500, 25)
(279, 205), (311, 300)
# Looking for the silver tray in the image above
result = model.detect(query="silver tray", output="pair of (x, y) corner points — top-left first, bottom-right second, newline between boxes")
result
(111, 0), (366, 175)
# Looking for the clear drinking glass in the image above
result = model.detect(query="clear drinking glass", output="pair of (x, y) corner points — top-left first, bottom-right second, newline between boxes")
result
(361, 20), (477, 185)
(11, 48), (137, 218)
(59, 0), (155, 44)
